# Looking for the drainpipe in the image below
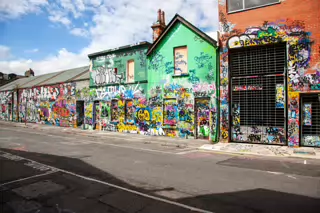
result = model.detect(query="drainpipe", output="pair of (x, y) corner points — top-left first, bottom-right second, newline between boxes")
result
(215, 42), (221, 143)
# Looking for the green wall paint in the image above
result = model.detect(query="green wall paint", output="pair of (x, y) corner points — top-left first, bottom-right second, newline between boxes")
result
(147, 21), (219, 141)
(148, 22), (217, 91)
(85, 44), (149, 130)
(90, 46), (148, 87)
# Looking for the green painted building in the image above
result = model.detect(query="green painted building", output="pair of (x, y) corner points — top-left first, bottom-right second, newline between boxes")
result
(146, 14), (219, 141)
(79, 42), (151, 131)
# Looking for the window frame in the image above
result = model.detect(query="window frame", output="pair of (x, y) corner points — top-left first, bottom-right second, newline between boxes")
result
(227, 0), (280, 14)
(173, 46), (188, 76)
(126, 59), (135, 83)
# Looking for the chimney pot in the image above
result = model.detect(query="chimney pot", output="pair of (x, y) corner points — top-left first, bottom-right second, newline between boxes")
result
(158, 9), (162, 23)
(161, 11), (165, 25)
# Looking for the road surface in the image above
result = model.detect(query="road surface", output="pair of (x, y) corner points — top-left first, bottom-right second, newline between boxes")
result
(0, 124), (320, 213)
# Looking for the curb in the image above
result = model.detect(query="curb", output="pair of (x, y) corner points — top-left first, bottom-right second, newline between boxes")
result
(8, 123), (202, 149)
(199, 145), (320, 160)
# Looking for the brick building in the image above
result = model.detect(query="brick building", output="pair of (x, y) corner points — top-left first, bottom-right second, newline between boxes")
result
(218, 0), (320, 147)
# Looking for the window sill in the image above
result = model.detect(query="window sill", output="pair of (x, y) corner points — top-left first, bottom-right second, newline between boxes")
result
(172, 73), (189, 78)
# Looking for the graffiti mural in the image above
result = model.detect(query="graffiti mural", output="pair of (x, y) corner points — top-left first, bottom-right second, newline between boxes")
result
(302, 136), (320, 147)
(195, 99), (210, 139)
(19, 83), (76, 127)
(125, 100), (134, 124)
(288, 92), (300, 146)
(0, 91), (12, 121)
(232, 104), (241, 141)
(303, 103), (312, 126)
(146, 15), (218, 141)
(219, 0), (319, 146)
(276, 84), (285, 108)
(163, 99), (178, 126)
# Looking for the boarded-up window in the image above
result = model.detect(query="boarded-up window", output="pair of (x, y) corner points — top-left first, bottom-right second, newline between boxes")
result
(127, 60), (135, 83)
(174, 46), (188, 75)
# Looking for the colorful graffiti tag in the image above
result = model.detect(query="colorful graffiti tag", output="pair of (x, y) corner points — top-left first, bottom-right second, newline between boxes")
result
(0, 91), (12, 121)
(219, 2), (319, 145)
(19, 83), (76, 127)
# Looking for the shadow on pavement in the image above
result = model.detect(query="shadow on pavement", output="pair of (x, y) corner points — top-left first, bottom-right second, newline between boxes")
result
(1, 148), (319, 213)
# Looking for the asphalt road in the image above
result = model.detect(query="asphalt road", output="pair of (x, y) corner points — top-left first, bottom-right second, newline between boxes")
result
(0, 124), (320, 213)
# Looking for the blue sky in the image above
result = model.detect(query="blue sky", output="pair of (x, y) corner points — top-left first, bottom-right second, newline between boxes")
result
(0, 0), (218, 75)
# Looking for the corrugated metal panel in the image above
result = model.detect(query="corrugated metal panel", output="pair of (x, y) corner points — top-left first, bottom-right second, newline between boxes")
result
(71, 69), (90, 81)
(39, 66), (89, 85)
(0, 76), (39, 91)
(20, 72), (61, 88)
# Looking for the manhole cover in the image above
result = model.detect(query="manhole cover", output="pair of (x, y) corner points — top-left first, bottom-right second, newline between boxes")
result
(13, 180), (65, 199)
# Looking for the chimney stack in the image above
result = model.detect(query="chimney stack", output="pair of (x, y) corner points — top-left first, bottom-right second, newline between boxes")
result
(161, 11), (165, 25)
(158, 9), (162, 24)
(25, 68), (35, 77)
(151, 9), (166, 42)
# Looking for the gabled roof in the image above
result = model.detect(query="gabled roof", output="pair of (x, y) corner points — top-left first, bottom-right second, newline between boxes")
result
(146, 14), (218, 56)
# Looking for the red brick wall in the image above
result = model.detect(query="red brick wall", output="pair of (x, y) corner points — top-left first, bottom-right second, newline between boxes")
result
(218, 0), (320, 147)
(219, 0), (319, 67)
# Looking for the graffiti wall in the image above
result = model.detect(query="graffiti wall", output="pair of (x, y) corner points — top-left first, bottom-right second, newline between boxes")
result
(19, 83), (77, 127)
(90, 44), (149, 87)
(0, 91), (12, 121)
(218, 0), (320, 146)
(86, 44), (149, 131)
(147, 21), (219, 141)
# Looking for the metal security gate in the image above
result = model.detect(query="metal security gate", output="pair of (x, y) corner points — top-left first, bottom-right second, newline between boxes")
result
(230, 43), (287, 145)
(301, 94), (320, 147)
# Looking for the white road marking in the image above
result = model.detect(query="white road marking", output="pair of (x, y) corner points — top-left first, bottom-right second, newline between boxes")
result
(287, 175), (297, 179)
(281, 161), (290, 169)
(176, 150), (198, 155)
(0, 150), (214, 213)
(267, 171), (284, 175)
(0, 170), (58, 187)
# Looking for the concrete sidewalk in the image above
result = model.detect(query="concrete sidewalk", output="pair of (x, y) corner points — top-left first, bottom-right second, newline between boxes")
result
(1, 121), (320, 160)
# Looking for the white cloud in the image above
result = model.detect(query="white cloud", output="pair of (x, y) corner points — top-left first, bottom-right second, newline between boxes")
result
(0, 0), (219, 75)
(0, 0), (47, 20)
(48, 9), (71, 26)
(0, 45), (12, 59)
(0, 48), (89, 75)
(70, 27), (89, 37)
(24, 48), (39, 53)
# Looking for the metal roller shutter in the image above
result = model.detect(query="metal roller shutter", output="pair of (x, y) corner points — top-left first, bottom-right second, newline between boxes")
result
(301, 94), (320, 147)
(229, 43), (287, 145)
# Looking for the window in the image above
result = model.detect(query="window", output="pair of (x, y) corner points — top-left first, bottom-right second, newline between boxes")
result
(174, 46), (188, 75)
(228, 0), (280, 13)
(127, 60), (134, 83)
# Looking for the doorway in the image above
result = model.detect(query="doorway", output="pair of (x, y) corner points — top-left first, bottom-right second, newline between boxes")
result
(76, 101), (84, 128)
(195, 98), (210, 140)
(92, 101), (100, 130)
(301, 93), (320, 147)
